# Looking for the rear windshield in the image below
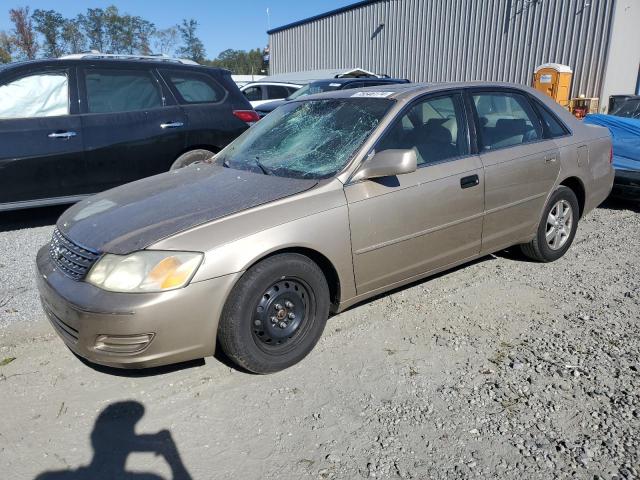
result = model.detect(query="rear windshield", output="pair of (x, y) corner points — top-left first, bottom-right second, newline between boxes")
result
(217, 98), (393, 179)
(612, 99), (640, 119)
(286, 81), (345, 100)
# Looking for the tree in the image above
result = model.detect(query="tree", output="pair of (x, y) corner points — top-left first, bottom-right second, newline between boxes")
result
(153, 27), (178, 56)
(79, 8), (106, 52)
(9, 7), (38, 59)
(134, 18), (156, 55)
(61, 17), (86, 54)
(0, 31), (14, 63)
(177, 19), (205, 63)
(208, 48), (265, 74)
(32, 9), (65, 58)
(100, 7), (155, 55)
(103, 5), (124, 53)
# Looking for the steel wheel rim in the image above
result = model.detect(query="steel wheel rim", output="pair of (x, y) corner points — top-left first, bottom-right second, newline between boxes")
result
(546, 199), (573, 250)
(252, 278), (311, 352)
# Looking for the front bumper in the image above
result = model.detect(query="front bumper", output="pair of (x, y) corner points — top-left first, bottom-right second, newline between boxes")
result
(613, 169), (640, 198)
(36, 245), (241, 368)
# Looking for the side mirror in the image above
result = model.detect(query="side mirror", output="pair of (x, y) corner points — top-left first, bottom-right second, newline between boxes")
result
(351, 148), (417, 182)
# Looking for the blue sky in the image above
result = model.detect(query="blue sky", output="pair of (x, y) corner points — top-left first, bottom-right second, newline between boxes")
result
(0, 0), (356, 58)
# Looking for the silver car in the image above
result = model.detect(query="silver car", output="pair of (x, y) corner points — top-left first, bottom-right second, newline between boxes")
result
(36, 82), (614, 373)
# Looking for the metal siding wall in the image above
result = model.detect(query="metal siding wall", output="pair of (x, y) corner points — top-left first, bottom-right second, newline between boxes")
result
(269, 0), (615, 98)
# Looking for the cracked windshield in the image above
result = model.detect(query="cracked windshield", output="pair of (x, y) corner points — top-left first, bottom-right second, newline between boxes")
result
(218, 98), (393, 179)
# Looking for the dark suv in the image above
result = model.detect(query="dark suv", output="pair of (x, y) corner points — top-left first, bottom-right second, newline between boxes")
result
(254, 77), (411, 117)
(0, 54), (258, 211)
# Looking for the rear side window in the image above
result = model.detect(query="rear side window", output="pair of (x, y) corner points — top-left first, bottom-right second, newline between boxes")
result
(0, 71), (68, 119)
(163, 70), (225, 104)
(266, 85), (290, 99)
(536, 102), (569, 137)
(473, 92), (543, 150)
(243, 86), (262, 101)
(85, 69), (163, 113)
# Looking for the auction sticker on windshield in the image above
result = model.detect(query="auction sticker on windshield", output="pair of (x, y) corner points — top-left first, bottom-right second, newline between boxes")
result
(351, 91), (395, 98)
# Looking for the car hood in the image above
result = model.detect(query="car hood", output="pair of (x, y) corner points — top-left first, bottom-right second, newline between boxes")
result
(57, 165), (318, 255)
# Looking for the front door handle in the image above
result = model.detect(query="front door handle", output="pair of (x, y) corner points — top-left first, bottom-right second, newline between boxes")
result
(160, 122), (184, 129)
(48, 131), (77, 139)
(460, 174), (480, 189)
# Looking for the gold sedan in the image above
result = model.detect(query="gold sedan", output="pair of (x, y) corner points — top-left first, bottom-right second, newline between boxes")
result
(36, 82), (614, 373)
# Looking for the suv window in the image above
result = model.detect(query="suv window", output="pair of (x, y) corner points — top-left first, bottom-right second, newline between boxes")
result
(473, 92), (543, 150)
(377, 94), (469, 165)
(266, 85), (290, 98)
(85, 69), (163, 113)
(163, 70), (225, 104)
(0, 71), (68, 119)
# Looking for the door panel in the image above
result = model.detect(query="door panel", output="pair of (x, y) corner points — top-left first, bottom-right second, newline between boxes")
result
(346, 158), (484, 294)
(479, 142), (560, 252)
(0, 67), (86, 205)
(79, 66), (187, 191)
(81, 107), (187, 190)
(469, 89), (560, 253)
(346, 91), (484, 294)
(0, 116), (85, 203)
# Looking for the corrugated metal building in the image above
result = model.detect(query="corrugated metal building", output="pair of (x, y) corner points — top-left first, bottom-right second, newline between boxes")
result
(268, 0), (640, 109)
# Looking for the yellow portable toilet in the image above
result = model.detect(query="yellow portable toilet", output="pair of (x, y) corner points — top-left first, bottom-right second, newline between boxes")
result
(533, 63), (573, 107)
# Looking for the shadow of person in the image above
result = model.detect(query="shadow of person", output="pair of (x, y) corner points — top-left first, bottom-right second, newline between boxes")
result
(35, 401), (192, 480)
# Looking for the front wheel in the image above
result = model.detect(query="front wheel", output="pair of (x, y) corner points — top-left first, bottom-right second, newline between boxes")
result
(217, 253), (330, 374)
(520, 186), (580, 262)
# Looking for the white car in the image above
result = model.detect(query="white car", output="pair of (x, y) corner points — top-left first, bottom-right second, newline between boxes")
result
(239, 82), (302, 108)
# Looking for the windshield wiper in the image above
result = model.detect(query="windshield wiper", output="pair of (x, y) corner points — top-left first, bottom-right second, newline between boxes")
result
(252, 157), (273, 176)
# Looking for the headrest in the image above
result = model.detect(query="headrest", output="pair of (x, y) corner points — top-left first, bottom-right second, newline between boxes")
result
(418, 119), (452, 144)
(495, 118), (527, 135)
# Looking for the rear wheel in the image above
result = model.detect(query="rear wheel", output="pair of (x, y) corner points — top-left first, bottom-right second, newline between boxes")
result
(521, 186), (579, 262)
(170, 149), (215, 170)
(218, 253), (330, 374)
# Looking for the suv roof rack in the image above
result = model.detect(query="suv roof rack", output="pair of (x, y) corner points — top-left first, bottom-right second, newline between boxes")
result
(59, 51), (200, 65)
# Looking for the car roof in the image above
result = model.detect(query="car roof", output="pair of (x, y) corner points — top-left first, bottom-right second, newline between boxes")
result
(310, 77), (408, 85)
(242, 81), (301, 87)
(0, 58), (230, 74)
(302, 81), (543, 102)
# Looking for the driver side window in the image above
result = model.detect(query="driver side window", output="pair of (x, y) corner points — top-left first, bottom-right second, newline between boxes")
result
(376, 94), (469, 166)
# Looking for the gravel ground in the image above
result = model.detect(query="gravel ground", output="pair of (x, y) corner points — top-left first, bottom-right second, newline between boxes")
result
(0, 198), (639, 480)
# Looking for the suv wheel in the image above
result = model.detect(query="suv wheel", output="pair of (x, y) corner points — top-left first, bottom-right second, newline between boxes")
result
(520, 186), (580, 262)
(218, 253), (330, 374)
(170, 149), (215, 170)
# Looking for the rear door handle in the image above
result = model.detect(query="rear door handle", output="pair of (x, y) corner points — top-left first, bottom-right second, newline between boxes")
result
(160, 122), (184, 129)
(48, 131), (77, 139)
(460, 174), (480, 189)
(545, 155), (557, 163)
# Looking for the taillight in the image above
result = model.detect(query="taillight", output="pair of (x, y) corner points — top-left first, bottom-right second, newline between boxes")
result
(233, 110), (260, 124)
(609, 146), (613, 164)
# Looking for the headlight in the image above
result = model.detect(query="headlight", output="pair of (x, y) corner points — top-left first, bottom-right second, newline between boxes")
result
(86, 251), (203, 293)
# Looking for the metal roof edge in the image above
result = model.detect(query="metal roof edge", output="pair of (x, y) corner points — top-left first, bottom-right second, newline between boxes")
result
(267, 0), (382, 34)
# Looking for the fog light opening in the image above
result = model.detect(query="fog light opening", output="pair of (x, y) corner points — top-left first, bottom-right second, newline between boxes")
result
(94, 333), (155, 354)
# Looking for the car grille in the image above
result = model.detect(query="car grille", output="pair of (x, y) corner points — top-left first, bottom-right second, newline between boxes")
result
(49, 228), (100, 280)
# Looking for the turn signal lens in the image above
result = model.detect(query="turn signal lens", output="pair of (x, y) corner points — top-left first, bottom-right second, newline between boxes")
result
(86, 251), (203, 293)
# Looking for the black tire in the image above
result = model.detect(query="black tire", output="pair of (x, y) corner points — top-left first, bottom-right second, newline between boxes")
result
(218, 253), (330, 374)
(520, 186), (580, 262)
(170, 149), (215, 170)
